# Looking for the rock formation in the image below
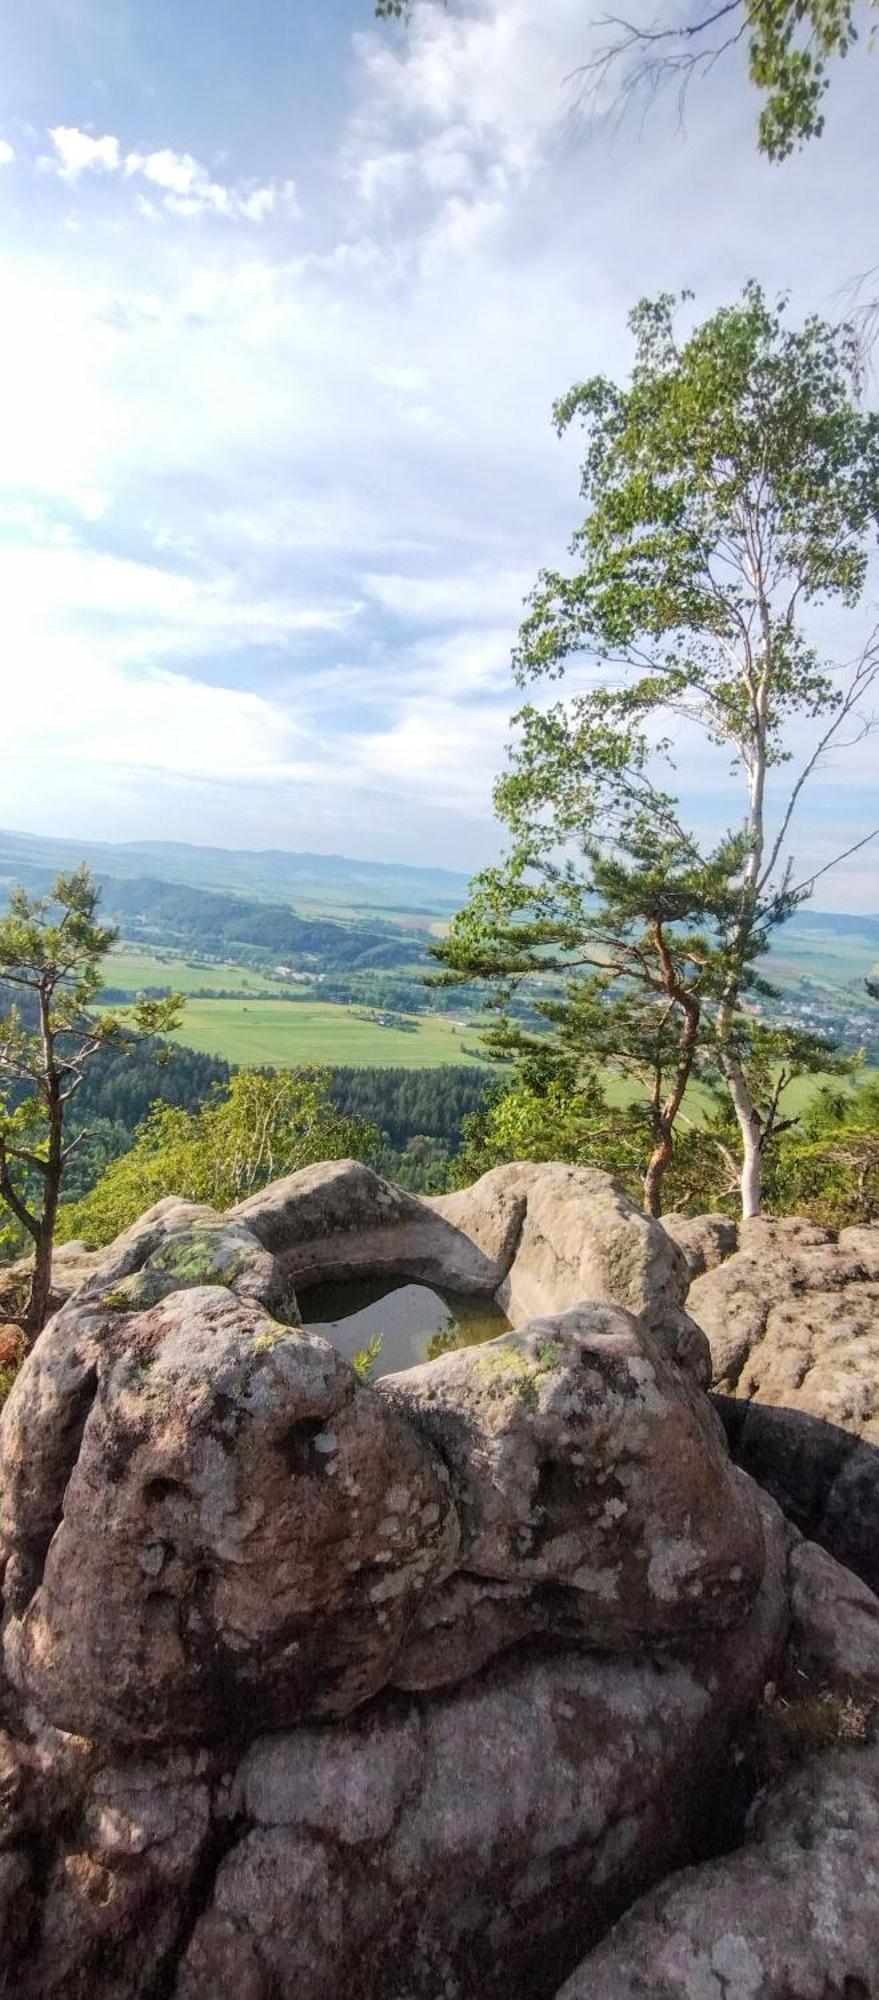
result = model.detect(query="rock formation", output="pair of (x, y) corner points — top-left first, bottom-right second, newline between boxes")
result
(555, 1744), (879, 2000)
(0, 1163), (877, 1999)
(678, 1213), (879, 1591)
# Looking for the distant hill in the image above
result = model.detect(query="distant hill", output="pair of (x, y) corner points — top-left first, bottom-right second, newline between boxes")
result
(0, 825), (875, 1005)
(0, 829), (470, 920)
(95, 876), (430, 971)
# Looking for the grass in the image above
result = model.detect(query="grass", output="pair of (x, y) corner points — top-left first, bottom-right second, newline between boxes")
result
(596, 1065), (875, 1122)
(101, 945), (876, 1102)
(765, 929), (879, 1001)
(165, 998), (490, 1069)
(104, 947), (291, 997)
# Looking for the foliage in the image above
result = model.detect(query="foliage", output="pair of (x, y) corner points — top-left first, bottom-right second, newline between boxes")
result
(452, 1065), (649, 1198)
(454, 1058), (877, 1226)
(436, 285), (879, 1218)
(0, 1321), (26, 1408)
(58, 1068), (379, 1246)
(372, 1134), (454, 1193)
(71, 1037), (230, 1133)
(384, 0), (879, 164)
(93, 875), (424, 973)
(766, 1077), (879, 1226)
(437, 814), (754, 1213)
(585, 0), (879, 162)
(0, 869), (182, 1333)
(352, 1332), (383, 1380)
(329, 1064), (488, 1148)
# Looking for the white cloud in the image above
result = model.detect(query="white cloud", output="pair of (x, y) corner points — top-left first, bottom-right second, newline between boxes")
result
(49, 125), (121, 178)
(0, 2), (876, 892)
(126, 147), (203, 196)
(364, 566), (531, 625)
(45, 127), (299, 223)
(0, 140), (14, 167)
(342, 0), (615, 270)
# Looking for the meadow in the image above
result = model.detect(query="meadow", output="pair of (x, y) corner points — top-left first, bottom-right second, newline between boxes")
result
(104, 948), (290, 997)
(103, 943), (875, 1100)
(165, 998), (489, 1069)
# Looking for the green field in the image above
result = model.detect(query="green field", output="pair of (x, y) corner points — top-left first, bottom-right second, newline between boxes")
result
(166, 999), (489, 1069)
(103, 948), (293, 997)
(766, 929), (879, 1001)
(602, 1064), (875, 1121)
(101, 942), (876, 1102)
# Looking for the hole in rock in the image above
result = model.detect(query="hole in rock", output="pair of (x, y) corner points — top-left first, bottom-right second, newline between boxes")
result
(278, 1415), (329, 1473)
(144, 1589), (180, 1628)
(298, 1276), (510, 1378)
(143, 1475), (189, 1505)
(529, 1459), (592, 1555)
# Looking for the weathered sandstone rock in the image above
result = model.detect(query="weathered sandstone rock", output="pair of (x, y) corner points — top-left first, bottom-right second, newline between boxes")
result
(786, 1533), (879, 1703)
(1, 1286), (458, 1746)
(233, 1159), (710, 1382)
(660, 1211), (739, 1282)
(0, 1483), (800, 2000)
(689, 1216), (879, 1406)
(382, 1305), (763, 1684)
(3, 1177), (878, 2000)
(232, 1157), (510, 1294)
(554, 1745), (879, 2000)
(175, 1588), (789, 2000)
(690, 1217), (879, 1587)
(448, 1163), (706, 1377)
(1, 1286), (756, 1744)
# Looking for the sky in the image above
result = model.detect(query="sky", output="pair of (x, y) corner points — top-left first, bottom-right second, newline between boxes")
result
(0, 0), (877, 909)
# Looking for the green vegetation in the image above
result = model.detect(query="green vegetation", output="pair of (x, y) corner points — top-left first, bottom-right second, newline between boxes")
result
(586, 0), (878, 161)
(455, 1062), (879, 1226)
(103, 948), (292, 998)
(382, 0), (879, 162)
(435, 285), (879, 1221)
(765, 1078), (879, 1227)
(0, 869), (181, 1336)
(352, 1333), (383, 1381)
(162, 998), (488, 1070)
(59, 1069), (377, 1246)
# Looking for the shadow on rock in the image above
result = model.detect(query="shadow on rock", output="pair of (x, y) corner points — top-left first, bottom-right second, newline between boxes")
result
(714, 1393), (879, 1594)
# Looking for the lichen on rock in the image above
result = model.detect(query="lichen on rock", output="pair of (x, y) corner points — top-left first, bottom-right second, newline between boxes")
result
(0, 1166), (878, 1999)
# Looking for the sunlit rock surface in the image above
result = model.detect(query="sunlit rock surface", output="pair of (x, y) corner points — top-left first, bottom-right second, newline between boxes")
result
(0, 1164), (877, 1999)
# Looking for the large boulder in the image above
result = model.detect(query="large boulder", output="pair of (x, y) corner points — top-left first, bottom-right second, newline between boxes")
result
(785, 1532), (879, 1704)
(176, 1615), (786, 2000)
(554, 1745), (879, 2000)
(688, 1216), (879, 1408)
(232, 1159), (710, 1382)
(1, 1287), (458, 1746)
(231, 1157), (512, 1294)
(381, 1305), (763, 1687)
(1, 1285), (758, 1745)
(716, 1394), (879, 1594)
(660, 1211), (739, 1283)
(689, 1217), (879, 1589)
(435, 1163), (705, 1376)
(1, 1560), (790, 2000)
(4, 1174), (878, 2000)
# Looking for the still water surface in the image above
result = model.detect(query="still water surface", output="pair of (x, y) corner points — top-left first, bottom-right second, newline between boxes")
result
(300, 1275), (510, 1377)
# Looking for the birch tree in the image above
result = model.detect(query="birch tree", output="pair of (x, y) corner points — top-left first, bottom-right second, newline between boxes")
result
(439, 286), (879, 1217)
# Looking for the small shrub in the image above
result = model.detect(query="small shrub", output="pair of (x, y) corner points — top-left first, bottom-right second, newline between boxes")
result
(353, 1333), (383, 1382)
(754, 1677), (874, 1782)
(0, 1323), (26, 1407)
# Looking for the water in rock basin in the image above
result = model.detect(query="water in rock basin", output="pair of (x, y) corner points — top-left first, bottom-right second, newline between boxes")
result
(299, 1275), (511, 1377)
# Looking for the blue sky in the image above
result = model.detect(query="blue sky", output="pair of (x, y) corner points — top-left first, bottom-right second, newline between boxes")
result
(0, 0), (877, 907)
